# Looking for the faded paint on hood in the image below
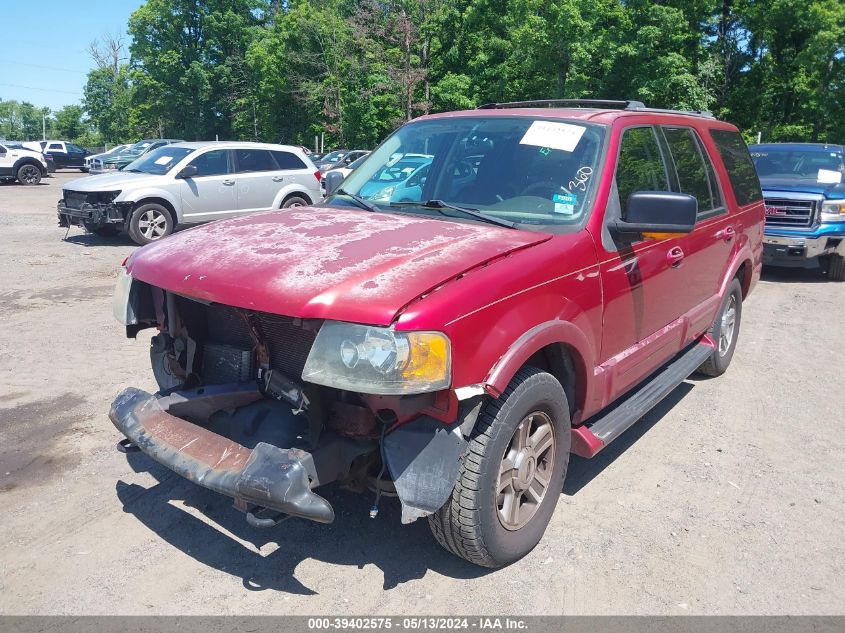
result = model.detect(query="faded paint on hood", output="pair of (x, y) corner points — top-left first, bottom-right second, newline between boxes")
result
(127, 207), (551, 325)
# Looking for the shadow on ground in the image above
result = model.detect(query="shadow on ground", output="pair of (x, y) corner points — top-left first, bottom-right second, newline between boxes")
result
(117, 453), (491, 594)
(760, 263), (827, 284)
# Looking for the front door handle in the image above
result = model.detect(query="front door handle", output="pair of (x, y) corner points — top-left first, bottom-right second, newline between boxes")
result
(222, 179), (235, 186)
(272, 176), (284, 182)
(667, 246), (685, 268)
(720, 226), (736, 242)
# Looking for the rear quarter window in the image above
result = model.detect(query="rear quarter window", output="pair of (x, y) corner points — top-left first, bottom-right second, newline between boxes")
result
(709, 129), (763, 206)
(271, 151), (308, 170)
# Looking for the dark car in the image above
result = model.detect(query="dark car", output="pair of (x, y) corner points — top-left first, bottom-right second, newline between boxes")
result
(111, 99), (764, 568)
(40, 140), (92, 171)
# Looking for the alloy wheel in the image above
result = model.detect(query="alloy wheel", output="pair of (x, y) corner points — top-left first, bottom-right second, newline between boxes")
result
(497, 411), (556, 531)
(719, 294), (737, 356)
(19, 165), (39, 184)
(138, 209), (168, 240)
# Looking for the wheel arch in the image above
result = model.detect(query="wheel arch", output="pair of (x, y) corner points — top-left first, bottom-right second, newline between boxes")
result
(130, 196), (179, 227)
(13, 157), (45, 175)
(484, 320), (594, 425)
(273, 185), (314, 208)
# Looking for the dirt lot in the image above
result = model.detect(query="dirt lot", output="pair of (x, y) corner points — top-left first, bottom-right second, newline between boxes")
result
(0, 171), (842, 615)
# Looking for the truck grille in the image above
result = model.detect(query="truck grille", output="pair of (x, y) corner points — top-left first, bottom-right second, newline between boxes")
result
(763, 197), (816, 228)
(201, 303), (317, 381)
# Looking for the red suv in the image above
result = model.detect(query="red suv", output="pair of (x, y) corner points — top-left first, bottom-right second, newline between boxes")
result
(111, 99), (764, 568)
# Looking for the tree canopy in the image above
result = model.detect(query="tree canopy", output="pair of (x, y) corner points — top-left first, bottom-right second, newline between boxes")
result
(8, 0), (845, 147)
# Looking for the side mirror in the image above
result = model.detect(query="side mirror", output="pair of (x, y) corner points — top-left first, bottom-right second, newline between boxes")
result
(324, 170), (345, 195)
(612, 191), (697, 240)
(176, 164), (198, 179)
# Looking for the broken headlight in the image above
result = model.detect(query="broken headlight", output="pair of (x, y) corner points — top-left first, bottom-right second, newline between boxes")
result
(302, 321), (451, 395)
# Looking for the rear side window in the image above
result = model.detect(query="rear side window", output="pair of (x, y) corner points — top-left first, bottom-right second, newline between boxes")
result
(47, 143), (63, 151)
(709, 129), (762, 206)
(661, 127), (723, 216)
(236, 149), (276, 173)
(189, 149), (231, 176)
(615, 126), (670, 215)
(271, 151), (307, 170)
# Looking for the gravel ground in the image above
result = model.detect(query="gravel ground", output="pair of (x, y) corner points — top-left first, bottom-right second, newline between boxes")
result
(0, 172), (842, 615)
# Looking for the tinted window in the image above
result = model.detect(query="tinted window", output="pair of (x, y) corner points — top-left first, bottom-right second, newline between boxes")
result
(67, 144), (84, 153)
(47, 143), (63, 151)
(662, 127), (722, 215)
(271, 151), (307, 170)
(615, 126), (670, 215)
(236, 149), (276, 172)
(189, 149), (230, 176)
(709, 130), (762, 206)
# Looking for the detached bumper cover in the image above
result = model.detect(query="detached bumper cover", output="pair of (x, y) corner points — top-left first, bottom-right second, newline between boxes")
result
(109, 387), (335, 523)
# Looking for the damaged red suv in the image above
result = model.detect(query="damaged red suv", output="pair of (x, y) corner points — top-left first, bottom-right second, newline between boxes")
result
(111, 99), (764, 567)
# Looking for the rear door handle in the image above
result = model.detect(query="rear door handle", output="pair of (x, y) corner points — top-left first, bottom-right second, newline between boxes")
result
(721, 226), (736, 242)
(222, 179), (235, 186)
(667, 246), (685, 268)
(272, 176), (284, 182)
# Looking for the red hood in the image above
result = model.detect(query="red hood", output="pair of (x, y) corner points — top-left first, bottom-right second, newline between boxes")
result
(127, 208), (550, 325)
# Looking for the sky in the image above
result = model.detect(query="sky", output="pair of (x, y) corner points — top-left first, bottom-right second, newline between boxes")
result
(0, 1), (146, 112)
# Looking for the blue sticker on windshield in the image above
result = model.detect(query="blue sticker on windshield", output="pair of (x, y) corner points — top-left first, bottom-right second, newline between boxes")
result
(552, 192), (577, 214)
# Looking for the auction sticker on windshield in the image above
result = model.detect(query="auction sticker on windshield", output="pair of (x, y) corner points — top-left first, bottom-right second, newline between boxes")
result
(520, 120), (585, 152)
(155, 156), (174, 165)
(818, 168), (842, 184)
(552, 192), (577, 214)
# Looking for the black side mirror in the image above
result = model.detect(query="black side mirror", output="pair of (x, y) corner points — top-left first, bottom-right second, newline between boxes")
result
(612, 191), (697, 239)
(324, 170), (345, 195)
(176, 164), (198, 179)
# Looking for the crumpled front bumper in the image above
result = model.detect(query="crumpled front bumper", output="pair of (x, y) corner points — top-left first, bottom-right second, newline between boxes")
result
(57, 201), (129, 227)
(109, 386), (336, 524)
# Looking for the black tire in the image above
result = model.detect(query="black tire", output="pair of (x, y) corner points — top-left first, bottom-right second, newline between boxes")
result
(282, 195), (309, 208)
(80, 167), (89, 173)
(428, 367), (570, 567)
(16, 163), (42, 185)
(697, 277), (743, 377)
(127, 203), (174, 245)
(824, 254), (845, 282)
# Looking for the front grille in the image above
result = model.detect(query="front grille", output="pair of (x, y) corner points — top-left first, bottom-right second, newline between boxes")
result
(764, 197), (816, 228)
(202, 303), (317, 381)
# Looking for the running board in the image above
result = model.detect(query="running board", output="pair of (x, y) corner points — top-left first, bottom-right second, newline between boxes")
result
(571, 336), (716, 458)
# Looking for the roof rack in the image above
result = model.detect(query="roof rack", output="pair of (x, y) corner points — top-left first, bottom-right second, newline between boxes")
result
(476, 98), (716, 119)
(477, 99), (645, 110)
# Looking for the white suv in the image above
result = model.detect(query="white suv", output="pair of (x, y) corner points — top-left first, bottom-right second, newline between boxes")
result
(0, 141), (48, 185)
(58, 142), (322, 244)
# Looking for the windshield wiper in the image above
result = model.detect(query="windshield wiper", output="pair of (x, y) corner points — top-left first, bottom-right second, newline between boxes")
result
(391, 199), (516, 229)
(334, 189), (383, 213)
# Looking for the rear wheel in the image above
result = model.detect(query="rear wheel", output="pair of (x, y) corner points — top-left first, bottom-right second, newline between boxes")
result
(428, 367), (570, 567)
(824, 254), (845, 282)
(128, 203), (173, 245)
(17, 163), (42, 185)
(282, 195), (309, 208)
(697, 277), (742, 377)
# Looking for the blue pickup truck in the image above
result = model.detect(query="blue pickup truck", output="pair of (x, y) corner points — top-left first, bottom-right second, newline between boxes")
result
(749, 143), (845, 281)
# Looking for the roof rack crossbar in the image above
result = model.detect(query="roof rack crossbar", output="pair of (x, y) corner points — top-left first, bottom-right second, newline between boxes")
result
(477, 99), (646, 110)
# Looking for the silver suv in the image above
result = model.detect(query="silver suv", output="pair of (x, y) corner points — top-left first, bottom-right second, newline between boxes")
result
(58, 142), (322, 244)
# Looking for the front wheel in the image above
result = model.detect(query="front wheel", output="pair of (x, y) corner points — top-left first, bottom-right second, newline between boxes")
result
(697, 277), (743, 377)
(428, 367), (570, 567)
(824, 254), (845, 282)
(127, 203), (173, 245)
(17, 163), (42, 185)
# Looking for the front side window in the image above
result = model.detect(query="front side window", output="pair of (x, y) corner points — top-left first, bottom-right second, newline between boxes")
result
(333, 116), (606, 228)
(67, 144), (84, 153)
(235, 149), (276, 173)
(661, 127), (723, 216)
(123, 146), (193, 175)
(188, 149), (231, 176)
(615, 126), (670, 216)
(710, 130), (762, 206)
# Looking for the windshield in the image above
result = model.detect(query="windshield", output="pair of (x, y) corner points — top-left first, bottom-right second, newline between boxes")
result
(751, 147), (844, 183)
(127, 140), (154, 153)
(123, 146), (193, 175)
(321, 150), (347, 163)
(332, 116), (605, 227)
